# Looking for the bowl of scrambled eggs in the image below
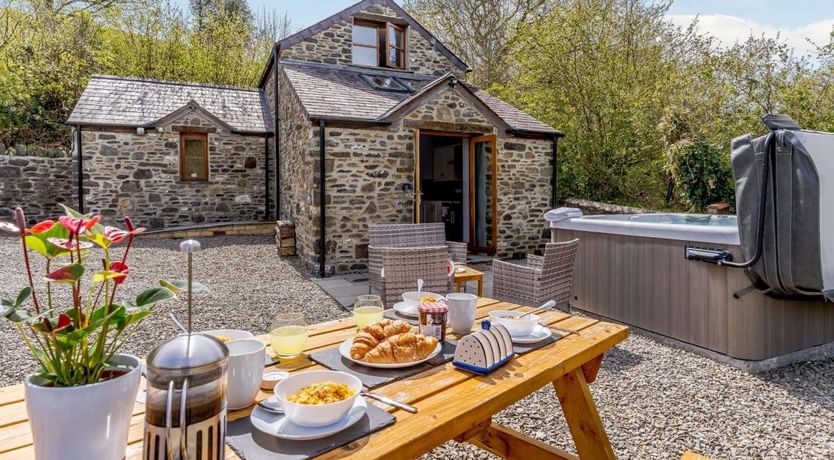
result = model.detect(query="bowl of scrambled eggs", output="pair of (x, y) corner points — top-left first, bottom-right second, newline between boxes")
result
(275, 370), (362, 427)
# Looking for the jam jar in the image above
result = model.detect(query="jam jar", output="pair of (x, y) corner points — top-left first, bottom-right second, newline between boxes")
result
(418, 302), (448, 341)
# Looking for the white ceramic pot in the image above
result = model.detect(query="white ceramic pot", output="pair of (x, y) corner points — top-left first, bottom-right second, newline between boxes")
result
(24, 354), (142, 460)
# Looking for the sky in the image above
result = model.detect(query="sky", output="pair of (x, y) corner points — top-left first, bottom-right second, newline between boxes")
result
(175, 0), (834, 58)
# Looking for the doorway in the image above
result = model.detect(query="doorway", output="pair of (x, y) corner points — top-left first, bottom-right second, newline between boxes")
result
(415, 130), (497, 254)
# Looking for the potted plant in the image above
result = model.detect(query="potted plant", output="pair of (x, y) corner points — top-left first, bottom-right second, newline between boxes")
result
(0, 206), (176, 460)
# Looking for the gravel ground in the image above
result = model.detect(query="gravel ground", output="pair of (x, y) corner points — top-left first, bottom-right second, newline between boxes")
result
(1, 235), (832, 459)
(0, 235), (344, 385)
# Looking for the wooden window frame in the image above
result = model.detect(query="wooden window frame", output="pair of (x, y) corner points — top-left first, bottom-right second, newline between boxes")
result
(385, 23), (406, 70)
(352, 20), (380, 67)
(179, 132), (209, 182)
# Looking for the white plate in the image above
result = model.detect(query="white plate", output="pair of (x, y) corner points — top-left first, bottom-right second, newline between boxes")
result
(250, 397), (367, 441)
(455, 266), (466, 273)
(392, 301), (419, 317)
(511, 324), (553, 344)
(338, 338), (442, 369)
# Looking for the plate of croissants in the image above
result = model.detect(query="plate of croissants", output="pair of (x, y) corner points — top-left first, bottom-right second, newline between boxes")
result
(341, 319), (442, 368)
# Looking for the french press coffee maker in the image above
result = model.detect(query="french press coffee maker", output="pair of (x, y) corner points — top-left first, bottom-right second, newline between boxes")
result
(144, 240), (228, 460)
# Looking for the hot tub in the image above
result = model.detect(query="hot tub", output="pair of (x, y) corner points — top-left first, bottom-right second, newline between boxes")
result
(552, 214), (834, 362)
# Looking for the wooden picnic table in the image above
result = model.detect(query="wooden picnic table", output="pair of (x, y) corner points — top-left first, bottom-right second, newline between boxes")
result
(0, 297), (628, 460)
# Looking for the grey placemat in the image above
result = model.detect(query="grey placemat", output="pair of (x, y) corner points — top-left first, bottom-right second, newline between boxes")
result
(226, 403), (395, 460)
(383, 309), (420, 325)
(512, 333), (561, 354)
(309, 341), (457, 389)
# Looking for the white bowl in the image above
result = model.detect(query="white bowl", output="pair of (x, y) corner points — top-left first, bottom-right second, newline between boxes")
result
(489, 310), (540, 337)
(401, 291), (444, 306)
(274, 370), (362, 428)
(200, 329), (254, 343)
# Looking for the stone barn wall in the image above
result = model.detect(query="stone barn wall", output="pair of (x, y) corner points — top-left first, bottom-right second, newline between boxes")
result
(279, 2), (464, 78)
(78, 110), (274, 229)
(0, 156), (76, 223)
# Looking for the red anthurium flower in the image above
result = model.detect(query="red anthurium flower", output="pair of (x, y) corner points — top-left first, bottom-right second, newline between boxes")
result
(29, 220), (55, 234)
(47, 237), (94, 251)
(103, 226), (129, 244)
(110, 261), (129, 285)
(58, 215), (100, 235)
(53, 314), (72, 332)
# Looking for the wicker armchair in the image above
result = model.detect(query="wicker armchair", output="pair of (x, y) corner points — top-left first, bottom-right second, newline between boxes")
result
(368, 223), (466, 296)
(492, 239), (580, 309)
(374, 246), (452, 307)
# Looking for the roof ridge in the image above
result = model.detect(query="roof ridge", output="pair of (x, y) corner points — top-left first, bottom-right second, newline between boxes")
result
(90, 74), (262, 93)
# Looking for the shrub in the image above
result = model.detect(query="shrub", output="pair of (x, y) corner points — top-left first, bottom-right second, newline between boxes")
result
(665, 139), (735, 211)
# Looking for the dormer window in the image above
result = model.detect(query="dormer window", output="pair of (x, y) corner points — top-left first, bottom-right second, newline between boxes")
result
(352, 19), (406, 69)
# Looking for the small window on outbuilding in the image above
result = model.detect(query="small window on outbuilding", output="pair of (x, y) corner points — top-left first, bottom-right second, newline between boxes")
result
(360, 74), (412, 92)
(180, 132), (208, 181)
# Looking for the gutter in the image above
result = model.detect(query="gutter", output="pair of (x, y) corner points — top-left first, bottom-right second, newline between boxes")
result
(264, 133), (270, 219)
(76, 126), (84, 213)
(318, 119), (327, 278)
(273, 43), (281, 219)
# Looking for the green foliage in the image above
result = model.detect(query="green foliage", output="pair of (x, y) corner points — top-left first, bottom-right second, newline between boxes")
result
(665, 139), (734, 211)
(411, 0), (834, 211)
(0, 0), (289, 149)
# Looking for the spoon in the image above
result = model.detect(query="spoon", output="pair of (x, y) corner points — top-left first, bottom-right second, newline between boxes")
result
(518, 300), (556, 318)
(255, 393), (416, 414)
(361, 391), (417, 413)
(416, 278), (424, 296)
(170, 312), (189, 334)
(256, 399), (284, 414)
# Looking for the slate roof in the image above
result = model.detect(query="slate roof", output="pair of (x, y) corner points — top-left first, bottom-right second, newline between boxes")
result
(68, 75), (273, 134)
(282, 61), (559, 136)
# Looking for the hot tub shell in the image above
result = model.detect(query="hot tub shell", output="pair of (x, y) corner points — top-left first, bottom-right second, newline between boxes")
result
(552, 215), (834, 361)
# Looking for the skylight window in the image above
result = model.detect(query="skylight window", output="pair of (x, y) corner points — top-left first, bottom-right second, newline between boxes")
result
(360, 74), (412, 93)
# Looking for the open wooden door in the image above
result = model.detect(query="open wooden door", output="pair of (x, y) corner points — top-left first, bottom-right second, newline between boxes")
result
(469, 134), (498, 254)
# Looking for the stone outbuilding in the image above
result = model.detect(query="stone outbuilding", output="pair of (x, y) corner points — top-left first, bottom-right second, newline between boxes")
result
(68, 0), (563, 275)
(67, 76), (275, 228)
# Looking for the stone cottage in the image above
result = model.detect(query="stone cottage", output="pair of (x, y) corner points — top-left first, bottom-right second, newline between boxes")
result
(68, 0), (562, 274)
(67, 77), (275, 228)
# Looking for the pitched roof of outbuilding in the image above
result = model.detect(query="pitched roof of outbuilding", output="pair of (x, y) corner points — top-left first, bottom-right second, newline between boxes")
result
(67, 75), (273, 134)
(281, 61), (560, 136)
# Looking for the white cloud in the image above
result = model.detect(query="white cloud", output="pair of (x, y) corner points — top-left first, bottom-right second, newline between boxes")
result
(666, 14), (834, 58)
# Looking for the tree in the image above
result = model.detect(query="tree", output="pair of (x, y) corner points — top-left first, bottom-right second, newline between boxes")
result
(403, 0), (546, 88)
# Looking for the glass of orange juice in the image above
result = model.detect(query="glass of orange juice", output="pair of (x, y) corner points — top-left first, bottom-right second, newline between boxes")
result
(353, 295), (384, 330)
(270, 313), (308, 359)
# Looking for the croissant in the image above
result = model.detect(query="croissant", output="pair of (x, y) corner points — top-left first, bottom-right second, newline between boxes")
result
(349, 332), (380, 360)
(360, 319), (413, 342)
(362, 332), (439, 364)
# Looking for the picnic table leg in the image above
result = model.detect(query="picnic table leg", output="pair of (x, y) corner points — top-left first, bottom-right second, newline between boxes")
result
(477, 278), (483, 296)
(553, 368), (617, 460)
(455, 418), (578, 460)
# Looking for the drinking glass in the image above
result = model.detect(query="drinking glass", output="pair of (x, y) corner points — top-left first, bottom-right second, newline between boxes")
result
(353, 295), (384, 330)
(270, 313), (308, 359)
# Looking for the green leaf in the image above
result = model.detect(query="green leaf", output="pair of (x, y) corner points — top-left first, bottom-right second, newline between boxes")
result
(92, 270), (122, 283)
(15, 287), (31, 307)
(24, 236), (49, 257)
(135, 287), (175, 307)
(162, 279), (209, 294)
(45, 264), (84, 284)
(0, 302), (13, 317)
(7, 309), (32, 323)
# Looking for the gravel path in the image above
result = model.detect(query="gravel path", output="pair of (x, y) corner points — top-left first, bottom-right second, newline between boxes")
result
(1, 235), (832, 459)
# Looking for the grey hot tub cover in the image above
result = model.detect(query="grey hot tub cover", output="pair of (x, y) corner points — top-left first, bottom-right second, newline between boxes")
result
(731, 114), (834, 301)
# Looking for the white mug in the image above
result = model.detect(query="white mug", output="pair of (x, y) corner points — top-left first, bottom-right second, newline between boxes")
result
(225, 339), (265, 410)
(446, 293), (478, 334)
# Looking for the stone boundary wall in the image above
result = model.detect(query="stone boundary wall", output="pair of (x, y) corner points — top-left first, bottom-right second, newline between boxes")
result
(142, 222), (275, 239)
(563, 198), (654, 215)
(0, 155), (76, 223)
